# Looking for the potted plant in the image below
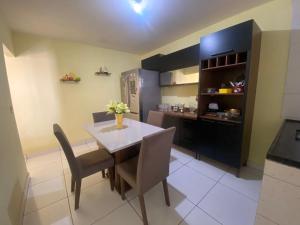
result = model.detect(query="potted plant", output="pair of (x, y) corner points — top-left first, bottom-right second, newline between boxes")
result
(106, 101), (130, 128)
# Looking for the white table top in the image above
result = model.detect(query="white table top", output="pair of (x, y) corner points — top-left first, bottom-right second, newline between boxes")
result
(84, 118), (164, 154)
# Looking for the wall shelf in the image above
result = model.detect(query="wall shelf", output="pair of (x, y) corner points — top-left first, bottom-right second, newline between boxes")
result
(200, 92), (244, 96)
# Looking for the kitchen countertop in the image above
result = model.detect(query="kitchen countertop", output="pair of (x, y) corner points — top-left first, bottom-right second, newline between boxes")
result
(160, 111), (198, 120)
(267, 119), (300, 169)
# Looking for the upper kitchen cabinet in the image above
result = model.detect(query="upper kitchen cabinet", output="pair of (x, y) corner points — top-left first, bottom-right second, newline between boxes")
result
(141, 44), (200, 72)
(160, 44), (200, 72)
(141, 54), (164, 71)
(200, 20), (253, 59)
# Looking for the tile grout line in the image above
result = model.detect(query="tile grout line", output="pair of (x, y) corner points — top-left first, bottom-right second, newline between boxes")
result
(90, 201), (128, 225)
(216, 181), (260, 203)
(127, 198), (144, 223)
(177, 204), (198, 225)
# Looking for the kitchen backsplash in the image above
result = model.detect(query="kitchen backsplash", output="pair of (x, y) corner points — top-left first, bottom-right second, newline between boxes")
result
(161, 84), (198, 108)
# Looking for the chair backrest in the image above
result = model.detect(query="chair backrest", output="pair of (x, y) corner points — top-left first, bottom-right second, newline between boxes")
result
(53, 124), (80, 177)
(92, 111), (115, 123)
(137, 127), (176, 194)
(146, 111), (164, 127)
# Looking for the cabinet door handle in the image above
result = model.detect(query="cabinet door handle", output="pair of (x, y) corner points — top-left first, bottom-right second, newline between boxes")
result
(211, 49), (234, 57)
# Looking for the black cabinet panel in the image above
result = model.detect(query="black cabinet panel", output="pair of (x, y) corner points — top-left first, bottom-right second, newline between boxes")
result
(215, 122), (242, 168)
(197, 119), (242, 168)
(200, 20), (253, 59)
(196, 119), (216, 158)
(160, 44), (200, 72)
(162, 115), (181, 145)
(141, 54), (163, 71)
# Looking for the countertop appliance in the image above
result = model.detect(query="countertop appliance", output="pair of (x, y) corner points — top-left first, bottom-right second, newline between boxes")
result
(121, 69), (161, 122)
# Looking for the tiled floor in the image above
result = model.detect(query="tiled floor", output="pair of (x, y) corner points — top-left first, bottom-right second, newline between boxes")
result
(23, 142), (263, 225)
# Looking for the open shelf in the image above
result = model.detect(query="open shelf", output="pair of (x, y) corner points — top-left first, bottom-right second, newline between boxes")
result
(201, 51), (247, 71)
(199, 115), (242, 124)
(201, 62), (246, 71)
(200, 92), (244, 96)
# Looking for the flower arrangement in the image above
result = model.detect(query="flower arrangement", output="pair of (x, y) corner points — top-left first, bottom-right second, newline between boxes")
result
(106, 101), (130, 114)
(106, 101), (130, 128)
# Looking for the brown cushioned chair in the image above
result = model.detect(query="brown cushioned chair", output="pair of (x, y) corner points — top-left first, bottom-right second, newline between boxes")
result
(92, 111), (115, 178)
(53, 124), (114, 210)
(116, 127), (176, 225)
(92, 111), (114, 123)
(146, 110), (164, 128)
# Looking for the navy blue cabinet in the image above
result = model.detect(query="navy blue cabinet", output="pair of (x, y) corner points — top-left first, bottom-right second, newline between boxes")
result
(141, 44), (199, 72)
(200, 20), (253, 59)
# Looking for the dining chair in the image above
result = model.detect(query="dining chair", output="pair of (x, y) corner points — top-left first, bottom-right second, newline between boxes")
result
(92, 111), (115, 123)
(116, 127), (176, 225)
(53, 124), (115, 210)
(92, 111), (115, 178)
(146, 110), (164, 127)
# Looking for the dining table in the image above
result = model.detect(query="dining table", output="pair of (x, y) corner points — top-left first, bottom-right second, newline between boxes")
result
(84, 118), (164, 191)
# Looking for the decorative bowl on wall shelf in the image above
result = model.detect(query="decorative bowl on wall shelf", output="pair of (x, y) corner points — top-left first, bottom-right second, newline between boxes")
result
(60, 73), (81, 82)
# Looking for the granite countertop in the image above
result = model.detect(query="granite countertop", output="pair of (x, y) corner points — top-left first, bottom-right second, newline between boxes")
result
(267, 119), (300, 169)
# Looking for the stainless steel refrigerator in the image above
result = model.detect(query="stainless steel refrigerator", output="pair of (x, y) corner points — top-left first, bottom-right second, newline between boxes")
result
(121, 69), (161, 122)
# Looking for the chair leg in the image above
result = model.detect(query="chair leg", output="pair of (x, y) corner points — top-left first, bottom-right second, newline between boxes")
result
(74, 179), (82, 210)
(120, 177), (126, 200)
(108, 168), (114, 191)
(138, 194), (149, 225)
(71, 175), (75, 193)
(162, 179), (170, 206)
(102, 170), (106, 178)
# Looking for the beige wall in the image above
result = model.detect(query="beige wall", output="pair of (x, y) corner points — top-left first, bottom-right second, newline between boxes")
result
(0, 18), (28, 225)
(282, 0), (300, 120)
(5, 33), (140, 155)
(143, 0), (292, 167)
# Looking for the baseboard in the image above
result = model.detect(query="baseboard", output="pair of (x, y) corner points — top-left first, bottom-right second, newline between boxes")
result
(247, 160), (264, 171)
(25, 139), (90, 159)
(19, 172), (30, 225)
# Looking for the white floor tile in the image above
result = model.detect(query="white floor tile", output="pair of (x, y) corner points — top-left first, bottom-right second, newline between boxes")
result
(69, 181), (125, 225)
(180, 207), (221, 225)
(64, 172), (105, 196)
(186, 159), (227, 181)
(168, 166), (216, 204)
(220, 167), (262, 201)
(25, 176), (67, 214)
(255, 214), (277, 225)
(93, 203), (142, 225)
(29, 161), (64, 186)
(170, 159), (184, 174)
(130, 183), (194, 225)
(72, 144), (94, 157)
(198, 183), (258, 225)
(27, 151), (61, 172)
(171, 148), (194, 164)
(23, 199), (73, 225)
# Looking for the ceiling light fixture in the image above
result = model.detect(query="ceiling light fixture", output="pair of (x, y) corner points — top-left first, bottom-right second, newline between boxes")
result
(129, 0), (146, 14)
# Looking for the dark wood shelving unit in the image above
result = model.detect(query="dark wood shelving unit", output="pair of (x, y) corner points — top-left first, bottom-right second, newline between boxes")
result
(196, 20), (262, 174)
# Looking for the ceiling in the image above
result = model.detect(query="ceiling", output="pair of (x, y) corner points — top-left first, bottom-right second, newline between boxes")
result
(0, 0), (271, 54)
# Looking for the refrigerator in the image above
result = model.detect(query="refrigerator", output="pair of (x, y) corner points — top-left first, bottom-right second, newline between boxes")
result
(121, 69), (161, 122)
